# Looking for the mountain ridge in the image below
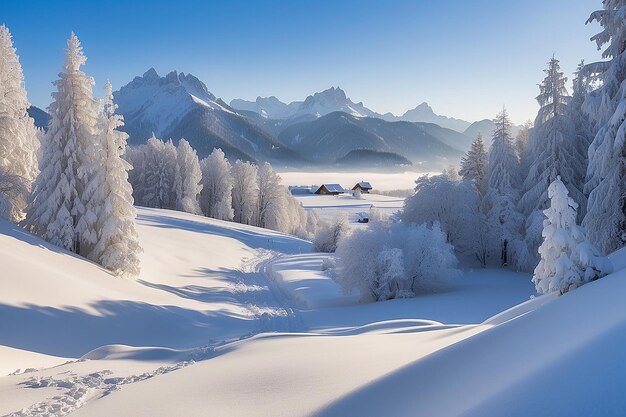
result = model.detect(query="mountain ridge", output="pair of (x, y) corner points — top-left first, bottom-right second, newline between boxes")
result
(113, 68), (302, 164)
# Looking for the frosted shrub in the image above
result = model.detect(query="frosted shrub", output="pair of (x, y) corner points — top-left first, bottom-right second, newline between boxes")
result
(335, 221), (459, 301)
(321, 256), (336, 271)
(401, 174), (485, 262)
(313, 213), (349, 253)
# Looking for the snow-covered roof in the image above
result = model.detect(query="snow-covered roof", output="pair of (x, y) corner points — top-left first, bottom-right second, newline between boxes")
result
(356, 181), (372, 189)
(318, 184), (345, 193)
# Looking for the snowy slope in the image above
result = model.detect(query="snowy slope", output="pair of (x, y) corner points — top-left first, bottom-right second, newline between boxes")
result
(0, 208), (309, 365)
(3, 204), (624, 416)
(66, 261), (626, 417)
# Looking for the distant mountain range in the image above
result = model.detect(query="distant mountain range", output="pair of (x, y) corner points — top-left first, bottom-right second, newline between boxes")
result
(29, 70), (524, 168)
(231, 87), (471, 132)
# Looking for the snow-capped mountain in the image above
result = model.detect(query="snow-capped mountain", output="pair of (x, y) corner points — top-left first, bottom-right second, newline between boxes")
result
(383, 102), (471, 132)
(232, 89), (473, 135)
(230, 87), (380, 120)
(114, 69), (300, 163)
(294, 86), (380, 118)
(230, 96), (300, 119)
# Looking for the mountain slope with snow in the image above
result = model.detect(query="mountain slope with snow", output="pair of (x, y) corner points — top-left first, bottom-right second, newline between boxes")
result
(114, 69), (301, 163)
(277, 111), (464, 167)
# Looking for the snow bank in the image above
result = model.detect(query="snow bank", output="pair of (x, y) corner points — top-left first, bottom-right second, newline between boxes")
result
(315, 269), (626, 417)
(267, 253), (359, 309)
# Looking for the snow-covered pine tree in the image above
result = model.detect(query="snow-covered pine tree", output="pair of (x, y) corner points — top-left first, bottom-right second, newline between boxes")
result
(231, 159), (258, 225)
(533, 176), (610, 295)
(89, 81), (141, 276)
(582, 1), (626, 253)
(199, 148), (233, 220)
(484, 107), (524, 267)
(520, 57), (585, 215)
(459, 134), (488, 194)
(141, 135), (179, 209)
(0, 25), (40, 221)
(519, 57), (587, 268)
(175, 139), (202, 215)
(26, 33), (101, 253)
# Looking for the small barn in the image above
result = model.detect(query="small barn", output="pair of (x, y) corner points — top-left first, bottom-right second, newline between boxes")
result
(352, 181), (373, 193)
(315, 184), (345, 195)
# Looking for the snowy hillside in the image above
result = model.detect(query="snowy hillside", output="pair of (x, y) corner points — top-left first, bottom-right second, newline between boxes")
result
(2, 201), (626, 415)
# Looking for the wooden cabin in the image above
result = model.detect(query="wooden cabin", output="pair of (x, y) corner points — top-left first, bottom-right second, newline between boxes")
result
(314, 184), (346, 195)
(352, 181), (373, 193)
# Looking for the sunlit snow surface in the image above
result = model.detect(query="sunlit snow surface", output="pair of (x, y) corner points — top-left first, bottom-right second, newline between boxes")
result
(0, 202), (624, 416)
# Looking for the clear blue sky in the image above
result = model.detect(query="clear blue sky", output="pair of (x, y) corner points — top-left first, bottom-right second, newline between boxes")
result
(2, 0), (601, 124)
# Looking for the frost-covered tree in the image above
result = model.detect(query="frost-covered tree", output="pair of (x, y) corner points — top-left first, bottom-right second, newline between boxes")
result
(442, 164), (460, 181)
(0, 25), (39, 221)
(459, 134), (488, 194)
(26, 33), (101, 253)
(89, 81), (141, 276)
(305, 209), (321, 238)
(283, 191), (309, 237)
(533, 177), (610, 295)
(335, 222), (458, 301)
(0, 167), (28, 221)
(141, 135), (179, 209)
(231, 159), (258, 225)
(313, 213), (349, 253)
(256, 162), (285, 230)
(401, 175), (484, 259)
(484, 108), (524, 267)
(176, 139), (202, 215)
(519, 57), (587, 268)
(200, 148), (233, 220)
(582, 1), (626, 253)
(520, 57), (585, 215)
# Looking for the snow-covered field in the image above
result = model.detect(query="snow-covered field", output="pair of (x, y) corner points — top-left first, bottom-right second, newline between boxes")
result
(295, 192), (405, 225)
(277, 170), (433, 192)
(1, 206), (626, 416)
